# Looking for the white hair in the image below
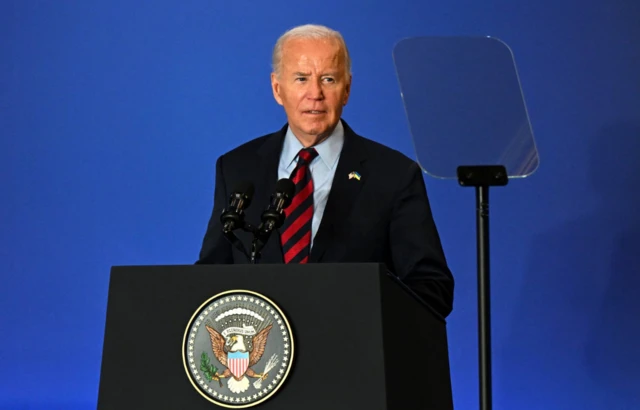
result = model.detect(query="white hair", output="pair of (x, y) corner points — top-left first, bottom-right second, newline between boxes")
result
(271, 24), (352, 77)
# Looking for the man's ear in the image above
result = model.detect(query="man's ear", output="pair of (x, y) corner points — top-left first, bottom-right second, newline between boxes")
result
(271, 72), (284, 106)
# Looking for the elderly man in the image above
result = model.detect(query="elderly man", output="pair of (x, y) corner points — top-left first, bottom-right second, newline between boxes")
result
(197, 24), (454, 318)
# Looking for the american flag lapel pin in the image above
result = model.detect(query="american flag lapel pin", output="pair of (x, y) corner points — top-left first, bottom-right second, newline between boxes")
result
(348, 171), (361, 181)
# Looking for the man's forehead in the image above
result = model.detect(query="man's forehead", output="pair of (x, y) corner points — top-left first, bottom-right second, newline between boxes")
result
(281, 37), (343, 58)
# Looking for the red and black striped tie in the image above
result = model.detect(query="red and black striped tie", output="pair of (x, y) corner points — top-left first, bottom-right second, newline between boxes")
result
(280, 147), (319, 263)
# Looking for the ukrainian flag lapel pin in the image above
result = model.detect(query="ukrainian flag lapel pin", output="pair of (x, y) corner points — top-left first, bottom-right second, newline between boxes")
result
(348, 171), (361, 181)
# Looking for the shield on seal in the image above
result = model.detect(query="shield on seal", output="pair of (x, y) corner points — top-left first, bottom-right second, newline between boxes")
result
(227, 351), (250, 378)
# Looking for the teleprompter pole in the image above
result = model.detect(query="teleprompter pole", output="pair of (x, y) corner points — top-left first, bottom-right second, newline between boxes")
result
(457, 165), (508, 410)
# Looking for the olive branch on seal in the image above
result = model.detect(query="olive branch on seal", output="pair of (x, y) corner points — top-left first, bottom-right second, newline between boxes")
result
(200, 352), (222, 386)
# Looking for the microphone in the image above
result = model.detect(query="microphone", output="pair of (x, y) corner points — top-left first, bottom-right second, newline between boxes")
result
(250, 179), (295, 263)
(220, 181), (255, 233)
(259, 178), (295, 234)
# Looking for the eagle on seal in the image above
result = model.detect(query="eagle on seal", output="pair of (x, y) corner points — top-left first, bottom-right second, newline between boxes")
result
(205, 324), (273, 394)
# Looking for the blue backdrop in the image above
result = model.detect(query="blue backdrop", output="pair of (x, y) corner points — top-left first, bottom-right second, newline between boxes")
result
(1, 1), (639, 409)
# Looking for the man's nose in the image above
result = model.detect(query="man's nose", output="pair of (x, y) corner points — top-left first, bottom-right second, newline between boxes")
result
(307, 79), (324, 99)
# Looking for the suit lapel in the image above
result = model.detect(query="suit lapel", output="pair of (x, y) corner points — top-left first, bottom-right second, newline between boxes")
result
(310, 120), (367, 262)
(252, 124), (287, 263)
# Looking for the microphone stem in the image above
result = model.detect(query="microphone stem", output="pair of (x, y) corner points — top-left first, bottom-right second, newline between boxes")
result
(250, 238), (262, 264)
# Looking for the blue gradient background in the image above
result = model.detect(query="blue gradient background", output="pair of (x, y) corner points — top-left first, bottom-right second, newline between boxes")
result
(1, 1), (639, 409)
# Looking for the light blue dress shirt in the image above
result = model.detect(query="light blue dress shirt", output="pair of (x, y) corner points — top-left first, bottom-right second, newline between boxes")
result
(278, 121), (344, 248)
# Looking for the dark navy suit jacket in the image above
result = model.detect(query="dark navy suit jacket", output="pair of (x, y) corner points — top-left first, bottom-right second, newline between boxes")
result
(197, 120), (454, 318)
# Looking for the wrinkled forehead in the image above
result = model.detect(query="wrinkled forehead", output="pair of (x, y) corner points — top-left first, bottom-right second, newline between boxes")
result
(280, 37), (347, 71)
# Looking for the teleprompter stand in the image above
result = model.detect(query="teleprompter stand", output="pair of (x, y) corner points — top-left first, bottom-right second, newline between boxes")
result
(393, 36), (540, 410)
(458, 165), (508, 410)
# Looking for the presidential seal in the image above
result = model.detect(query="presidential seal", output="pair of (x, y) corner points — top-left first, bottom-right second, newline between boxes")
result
(182, 290), (294, 408)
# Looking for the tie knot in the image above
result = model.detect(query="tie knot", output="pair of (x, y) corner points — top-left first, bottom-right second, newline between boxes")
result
(297, 147), (318, 165)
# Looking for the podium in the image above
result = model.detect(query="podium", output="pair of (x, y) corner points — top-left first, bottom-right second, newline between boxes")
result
(97, 263), (453, 409)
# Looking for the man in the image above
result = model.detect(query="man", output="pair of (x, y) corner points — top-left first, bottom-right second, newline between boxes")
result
(197, 24), (454, 318)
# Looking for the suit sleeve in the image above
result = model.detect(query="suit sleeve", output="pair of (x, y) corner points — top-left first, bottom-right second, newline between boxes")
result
(388, 161), (454, 318)
(196, 155), (233, 264)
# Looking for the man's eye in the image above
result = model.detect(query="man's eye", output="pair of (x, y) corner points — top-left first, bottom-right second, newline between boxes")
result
(295, 77), (307, 82)
(323, 77), (335, 83)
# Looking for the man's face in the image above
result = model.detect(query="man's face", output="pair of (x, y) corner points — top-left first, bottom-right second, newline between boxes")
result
(271, 38), (351, 145)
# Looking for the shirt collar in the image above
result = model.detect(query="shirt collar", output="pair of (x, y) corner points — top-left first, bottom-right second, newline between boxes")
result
(282, 120), (344, 170)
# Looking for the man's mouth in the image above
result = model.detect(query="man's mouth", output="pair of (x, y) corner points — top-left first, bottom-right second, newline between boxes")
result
(303, 110), (326, 115)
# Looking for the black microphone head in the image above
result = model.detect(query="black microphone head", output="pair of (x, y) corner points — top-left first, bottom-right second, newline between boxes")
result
(233, 181), (255, 199)
(275, 178), (295, 198)
(259, 178), (295, 231)
(221, 181), (255, 232)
